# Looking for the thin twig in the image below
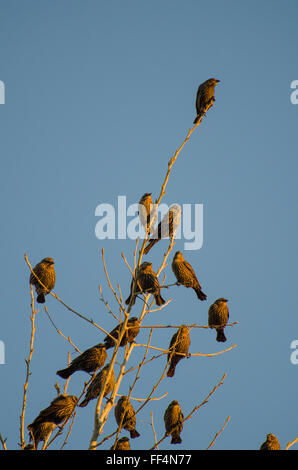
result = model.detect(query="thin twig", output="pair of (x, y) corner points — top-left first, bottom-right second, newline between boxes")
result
(44, 306), (81, 353)
(285, 437), (298, 450)
(19, 285), (37, 449)
(0, 432), (7, 450)
(206, 415), (231, 449)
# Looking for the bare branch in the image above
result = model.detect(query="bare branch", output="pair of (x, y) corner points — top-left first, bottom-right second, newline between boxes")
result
(206, 415), (231, 449)
(19, 285), (37, 449)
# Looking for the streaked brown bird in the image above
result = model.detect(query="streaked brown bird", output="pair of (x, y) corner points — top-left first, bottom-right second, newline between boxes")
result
(114, 396), (140, 439)
(27, 395), (78, 430)
(27, 421), (55, 450)
(144, 204), (181, 255)
(138, 193), (156, 231)
(110, 437), (131, 450)
(172, 251), (207, 301)
(56, 343), (107, 379)
(167, 326), (190, 378)
(125, 262), (165, 306)
(79, 364), (115, 407)
(193, 78), (220, 124)
(104, 317), (140, 350)
(260, 433), (280, 450)
(208, 298), (229, 342)
(164, 400), (184, 444)
(29, 257), (56, 303)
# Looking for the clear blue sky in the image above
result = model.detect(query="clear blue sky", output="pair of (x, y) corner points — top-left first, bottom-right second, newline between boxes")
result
(0, 0), (297, 450)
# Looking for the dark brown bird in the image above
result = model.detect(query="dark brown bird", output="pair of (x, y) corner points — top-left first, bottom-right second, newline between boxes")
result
(164, 400), (184, 444)
(125, 262), (165, 306)
(79, 364), (115, 407)
(167, 326), (190, 378)
(144, 204), (181, 254)
(27, 421), (55, 450)
(172, 251), (207, 301)
(110, 437), (131, 450)
(56, 343), (107, 379)
(104, 317), (140, 350)
(260, 433), (280, 450)
(114, 396), (140, 439)
(138, 193), (156, 231)
(193, 78), (220, 124)
(208, 298), (229, 342)
(27, 395), (78, 431)
(29, 257), (56, 303)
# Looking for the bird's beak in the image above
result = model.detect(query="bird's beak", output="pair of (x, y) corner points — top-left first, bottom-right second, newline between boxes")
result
(216, 79), (220, 83)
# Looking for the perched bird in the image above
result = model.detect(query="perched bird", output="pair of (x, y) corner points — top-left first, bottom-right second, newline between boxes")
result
(30, 257), (56, 303)
(114, 396), (140, 439)
(172, 251), (207, 301)
(260, 433), (281, 450)
(138, 193), (156, 231)
(110, 437), (131, 450)
(27, 421), (55, 450)
(125, 262), (165, 306)
(56, 343), (107, 379)
(144, 204), (181, 255)
(79, 364), (115, 407)
(193, 78), (220, 124)
(27, 395), (78, 431)
(167, 326), (190, 378)
(208, 298), (229, 342)
(164, 400), (184, 444)
(104, 317), (140, 350)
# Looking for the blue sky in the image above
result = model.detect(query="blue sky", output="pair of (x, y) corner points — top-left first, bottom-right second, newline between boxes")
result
(0, 0), (297, 450)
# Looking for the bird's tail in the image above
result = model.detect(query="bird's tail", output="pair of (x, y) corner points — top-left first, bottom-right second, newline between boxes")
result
(216, 328), (227, 342)
(125, 294), (136, 306)
(155, 292), (166, 306)
(167, 364), (176, 378)
(56, 367), (73, 379)
(194, 287), (207, 301)
(37, 293), (45, 303)
(144, 238), (158, 254)
(104, 340), (113, 350)
(171, 433), (182, 444)
(193, 112), (203, 124)
(130, 429), (140, 439)
(78, 398), (88, 408)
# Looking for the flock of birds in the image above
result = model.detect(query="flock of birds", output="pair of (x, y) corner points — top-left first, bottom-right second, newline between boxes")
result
(25, 79), (280, 450)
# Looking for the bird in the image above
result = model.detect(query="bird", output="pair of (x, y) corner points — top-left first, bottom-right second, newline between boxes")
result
(260, 433), (281, 450)
(27, 395), (78, 431)
(164, 400), (184, 444)
(110, 437), (131, 450)
(79, 364), (115, 407)
(114, 396), (140, 439)
(171, 251), (207, 301)
(193, 78), (220, 124)
(29, 257), (56, 303)
(125, 262), (165, 306)
(208, 298), (229, 342)
(104, 317), (140, 350)
(138, 193), (156, 231)
(144, 204), (181, 255)
(167, 326), (190, 378)
(27, 421), (55, 450)
(56, 343), (107, 379)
